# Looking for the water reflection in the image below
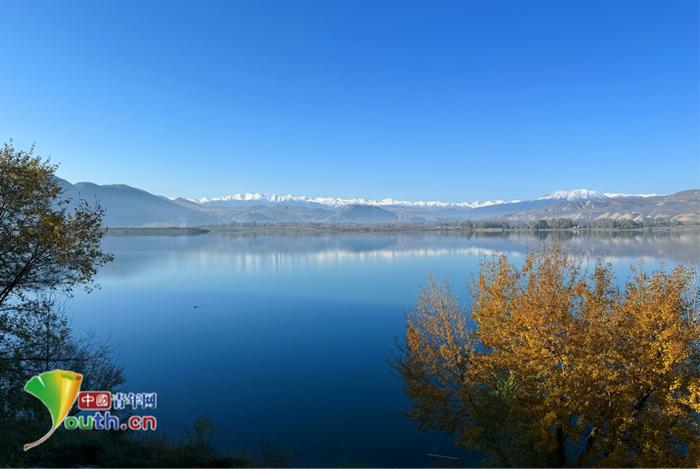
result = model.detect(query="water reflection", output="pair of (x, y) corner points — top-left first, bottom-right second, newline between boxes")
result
(100, 231), (700, 279)
(69, 231), (699, 467)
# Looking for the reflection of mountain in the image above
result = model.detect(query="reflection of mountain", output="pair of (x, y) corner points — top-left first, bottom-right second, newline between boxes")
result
(542, 232), (700, 265)
(56, 177), (700, 227)
(98, 231), (700, 279)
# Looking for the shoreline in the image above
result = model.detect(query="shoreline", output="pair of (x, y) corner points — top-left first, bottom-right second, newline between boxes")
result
(105, 224), (700, 237)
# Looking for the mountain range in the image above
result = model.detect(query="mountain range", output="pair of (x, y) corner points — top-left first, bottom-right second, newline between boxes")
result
(55, 178), (700, 227)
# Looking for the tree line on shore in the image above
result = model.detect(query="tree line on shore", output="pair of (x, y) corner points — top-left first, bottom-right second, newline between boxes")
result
(193, 216), (686, 234)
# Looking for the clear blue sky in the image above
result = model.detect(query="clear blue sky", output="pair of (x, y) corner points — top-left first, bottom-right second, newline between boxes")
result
(1, 0), (697, 201)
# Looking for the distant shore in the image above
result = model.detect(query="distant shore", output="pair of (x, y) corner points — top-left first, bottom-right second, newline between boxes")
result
(106, 227), (211, 236)
(105, 222), (700, 237)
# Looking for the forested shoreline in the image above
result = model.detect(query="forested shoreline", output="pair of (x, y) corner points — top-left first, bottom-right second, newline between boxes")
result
(105, 218), (696, 236)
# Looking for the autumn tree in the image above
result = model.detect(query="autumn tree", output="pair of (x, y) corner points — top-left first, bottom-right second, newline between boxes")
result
(397, 245), (700, 467)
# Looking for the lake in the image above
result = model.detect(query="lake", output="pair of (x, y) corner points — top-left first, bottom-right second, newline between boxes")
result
(68, 231), (700, 467)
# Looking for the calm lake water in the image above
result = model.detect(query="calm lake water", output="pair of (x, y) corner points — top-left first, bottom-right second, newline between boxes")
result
(69, 231), (700, 467)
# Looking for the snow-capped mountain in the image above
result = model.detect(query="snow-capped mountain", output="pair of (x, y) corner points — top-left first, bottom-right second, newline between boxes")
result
(602, 192), (659, 198)
(194, 193), (510, 209)
(538, 189), (608, 201)
(195, 188), (657, 209)
(539, 189), (661, 201)
(54, 180), (698, 227)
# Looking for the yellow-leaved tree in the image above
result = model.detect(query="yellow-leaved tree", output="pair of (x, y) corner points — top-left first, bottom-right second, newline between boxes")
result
(397, 245), (700, 467)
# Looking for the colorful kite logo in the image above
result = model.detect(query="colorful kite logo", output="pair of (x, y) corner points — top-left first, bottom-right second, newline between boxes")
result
(23, 369), (83, 451)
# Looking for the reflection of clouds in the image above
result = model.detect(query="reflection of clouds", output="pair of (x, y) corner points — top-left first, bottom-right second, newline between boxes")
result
(97, 231), (700, 279)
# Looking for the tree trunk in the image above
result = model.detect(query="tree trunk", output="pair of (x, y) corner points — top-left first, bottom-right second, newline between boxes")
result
(556, 426), (567, 466)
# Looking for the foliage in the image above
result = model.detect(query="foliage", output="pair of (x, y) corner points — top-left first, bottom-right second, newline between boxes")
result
(0, 143), (252, 467)
(454, 217), (682, 231)
(0, 298), (126, 465)
(14, 416), (251, 468)
(0, 142), (112, 310)
(0, 142), (121, 465)
(397, 244), (700, 466)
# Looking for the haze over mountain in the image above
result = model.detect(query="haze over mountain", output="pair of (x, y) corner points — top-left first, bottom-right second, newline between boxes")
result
(55, 178), (700, 227)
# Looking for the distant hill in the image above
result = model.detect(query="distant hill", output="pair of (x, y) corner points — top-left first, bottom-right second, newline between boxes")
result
(56, 178), (217, 227)
(335, 204), (399, 223)
(507, 190), (700, 223)
(54, 178), (700, 227)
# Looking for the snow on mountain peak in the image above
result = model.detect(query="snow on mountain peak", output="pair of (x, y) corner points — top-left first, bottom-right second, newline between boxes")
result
(602, 192), (659, 198)
(539, 189), (607, 201)
(193, 189), (662, 209)
(193, 193), (511, 209)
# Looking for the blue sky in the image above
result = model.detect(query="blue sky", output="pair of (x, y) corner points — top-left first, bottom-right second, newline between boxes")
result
(0, 0), (697, 201)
